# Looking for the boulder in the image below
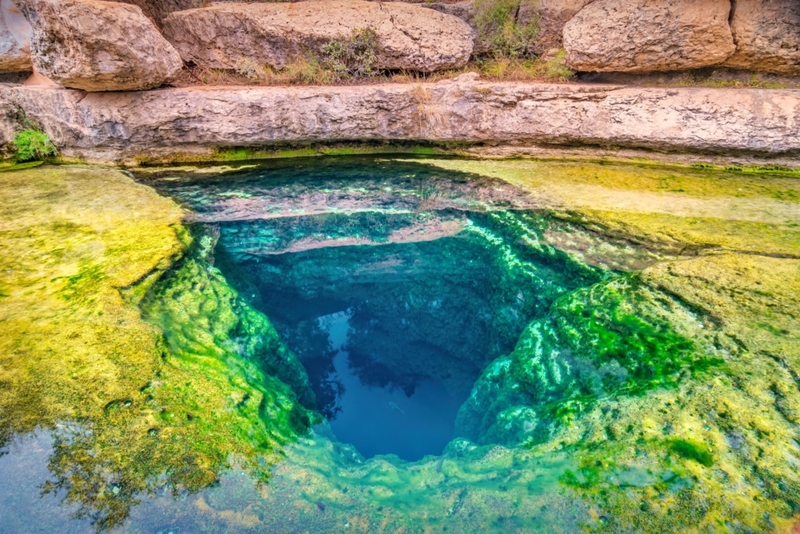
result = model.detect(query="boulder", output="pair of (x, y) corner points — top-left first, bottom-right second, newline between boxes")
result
(108, 0), (197, 27)
(427, 0), (475, 25)
(722, 0), (800, 75)
(563, 0), (735, 72)
(18, 0), (183, 91)
(162, 1), (475, 73)
(0, 0), (31, 72)
(518, 0), (594, 55)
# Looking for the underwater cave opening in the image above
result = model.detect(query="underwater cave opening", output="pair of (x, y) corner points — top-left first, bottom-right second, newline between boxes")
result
(227, 234), (534, 461)
(145, 157), (602, 461)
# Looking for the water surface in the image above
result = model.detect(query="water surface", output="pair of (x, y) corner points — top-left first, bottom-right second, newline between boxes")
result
(1, 157), (799, 533)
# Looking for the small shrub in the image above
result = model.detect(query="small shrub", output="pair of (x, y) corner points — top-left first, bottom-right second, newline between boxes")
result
(235, 56), (267, 81)
(12, 129), (57, 162)
(473, 0), (539, 59)
(277, 55), (334, 85)
(541, 49), (575, 82)
(320, 28), (379, 80)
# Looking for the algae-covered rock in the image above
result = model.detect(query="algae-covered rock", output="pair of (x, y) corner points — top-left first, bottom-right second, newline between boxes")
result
(3, 158), (800, 533)
(456, 274), (719, 446)
(0, 166), (317, 529)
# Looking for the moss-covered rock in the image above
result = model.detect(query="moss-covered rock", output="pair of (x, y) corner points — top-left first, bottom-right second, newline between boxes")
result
(0, 166), (316, 529)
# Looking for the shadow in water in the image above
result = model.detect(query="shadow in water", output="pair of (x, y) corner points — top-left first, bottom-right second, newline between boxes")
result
(310, 310), (465, 460)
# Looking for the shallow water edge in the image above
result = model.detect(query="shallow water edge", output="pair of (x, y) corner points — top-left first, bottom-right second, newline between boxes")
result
(1, 157), (799, 533)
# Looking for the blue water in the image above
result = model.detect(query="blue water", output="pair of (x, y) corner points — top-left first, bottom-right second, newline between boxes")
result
(318, 310), (463, 461)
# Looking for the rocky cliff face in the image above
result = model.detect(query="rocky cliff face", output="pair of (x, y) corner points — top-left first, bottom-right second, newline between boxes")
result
(0, 0), (30, 72)
(1, 78), (798, 163)
(563, 0), (736, 72)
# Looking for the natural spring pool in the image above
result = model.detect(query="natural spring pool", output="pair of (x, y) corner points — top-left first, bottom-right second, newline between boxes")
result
(0, 156), (799, 533)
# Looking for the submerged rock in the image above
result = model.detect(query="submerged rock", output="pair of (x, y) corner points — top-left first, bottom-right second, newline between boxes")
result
(722, 0), (800, 75)
(0, 0), (31, 72)
(161, 0), (474, 73)
(563, 0), (735, 72)
(18, 0), (183, 91)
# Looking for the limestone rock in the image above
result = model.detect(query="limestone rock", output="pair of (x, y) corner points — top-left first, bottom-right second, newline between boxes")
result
(108, 0), (197, 27)
(518, 0), (594, 55)
(0, 0), (31, 72)
(427, 0), (475, 25)
(722, 0), (800, 75)
(1, 82), (798, 163)
(162, 1), (475, 73)
(563, 0), (735, 72)
(18, 0), (183, 91)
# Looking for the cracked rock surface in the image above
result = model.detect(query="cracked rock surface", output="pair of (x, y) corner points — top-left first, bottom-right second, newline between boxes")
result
(17, 0), (183, 91)
(1, 80), (799, 162)
(161, 0), (474, 73)
(563, 0), (736, 72)
(722, 0), (800, 75)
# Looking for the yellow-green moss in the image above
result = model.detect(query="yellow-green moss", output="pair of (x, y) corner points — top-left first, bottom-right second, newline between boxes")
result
(0, 165), (316, 530)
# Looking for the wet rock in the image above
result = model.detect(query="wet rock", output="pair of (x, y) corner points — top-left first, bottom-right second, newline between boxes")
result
(161, 0), (474, 73)
(0, 0), (31, 72)
(18, 0), (183, 91)
(722, 0), (800, 75)
(563, 0), (735, 72)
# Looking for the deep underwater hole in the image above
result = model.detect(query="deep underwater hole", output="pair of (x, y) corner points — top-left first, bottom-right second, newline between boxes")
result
(145, 158), (604, 461)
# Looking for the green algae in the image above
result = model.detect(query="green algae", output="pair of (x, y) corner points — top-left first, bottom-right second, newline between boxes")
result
(417, 158), (800, 258)
(456, 273), (724, 447)
(669, 439), (714, 467)
(0, 166), (318, 530)
(2, 157), (800, 533)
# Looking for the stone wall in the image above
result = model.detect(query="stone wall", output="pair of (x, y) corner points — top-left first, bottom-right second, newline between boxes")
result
(1, 78), (797, 163)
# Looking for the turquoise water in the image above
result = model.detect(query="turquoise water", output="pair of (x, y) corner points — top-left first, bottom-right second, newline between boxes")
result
(146, 158), (603, 461)
(2, 157), (799, 532)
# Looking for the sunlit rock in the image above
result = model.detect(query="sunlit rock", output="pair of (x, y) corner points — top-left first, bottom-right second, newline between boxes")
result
(17, 0), (183, 91)
(161, 0), (475, 73)
(0, 0), (31, 72)
(722, 0), (800, 75)
(563, 0), (735, 72)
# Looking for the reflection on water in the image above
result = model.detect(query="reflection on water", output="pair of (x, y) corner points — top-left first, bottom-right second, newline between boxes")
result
(2, 158), (799, 532)
(315, 310), (464, 460)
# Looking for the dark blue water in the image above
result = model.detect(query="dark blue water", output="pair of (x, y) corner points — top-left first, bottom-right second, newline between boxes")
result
(146, 158), (598, 462)
(317, 310), (463, 460)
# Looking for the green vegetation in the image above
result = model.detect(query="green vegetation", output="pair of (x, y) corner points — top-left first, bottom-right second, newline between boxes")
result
(3, 159), (800, 533)
(12, 128), (57, 162)
(475, 53), (575, 82)
(320, 28), (379, 80)
(473, 0), (539, 58)
(0, 166), (317, 530)
(232, 54), (334, 85)
(227, 28), (379, 84)
(669, 439), (714, 467)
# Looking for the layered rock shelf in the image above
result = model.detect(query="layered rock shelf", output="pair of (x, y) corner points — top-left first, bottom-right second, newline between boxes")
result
(1, 79), (798, 163)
